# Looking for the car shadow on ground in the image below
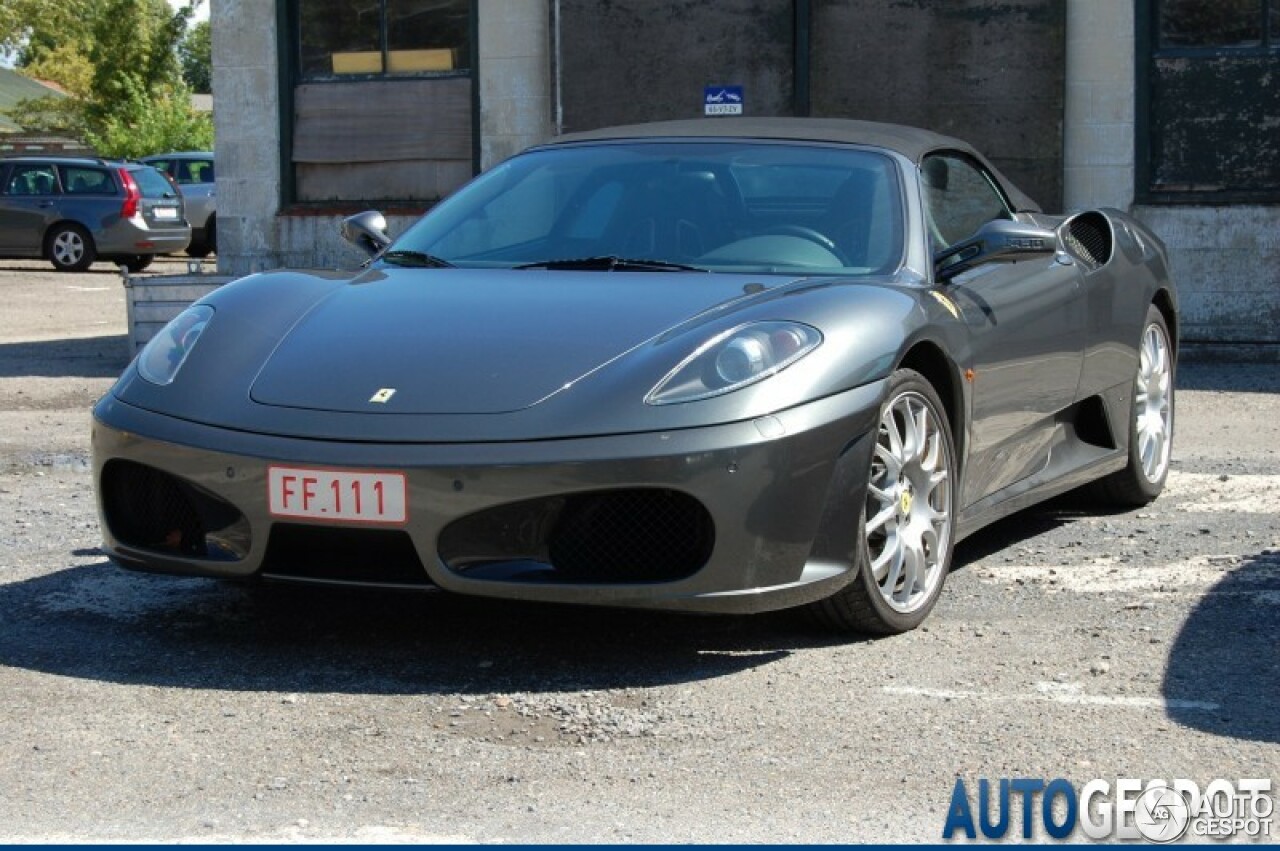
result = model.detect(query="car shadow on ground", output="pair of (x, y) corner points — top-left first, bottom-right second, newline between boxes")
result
(950, 488), (1129, 570)
(0, 558), (865, 696)
(0, 336), (130, 378)
(1162, 547), (1280, 744)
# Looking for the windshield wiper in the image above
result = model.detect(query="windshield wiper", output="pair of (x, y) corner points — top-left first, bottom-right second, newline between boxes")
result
(381, 249), (454, 268)
(513, 255), (706, 272)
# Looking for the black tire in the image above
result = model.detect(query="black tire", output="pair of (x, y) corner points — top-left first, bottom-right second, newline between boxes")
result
(810, 368), (958, 635)
(1090, 304), (1175, 506)
(124, 255), (154, 273)
(46, 223), (96, 272)
(186, 242), (211, 259)
(206, 216), (216, 255)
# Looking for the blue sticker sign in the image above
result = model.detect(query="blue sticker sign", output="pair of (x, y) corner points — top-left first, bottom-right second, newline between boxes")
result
(704, 85), (744, 116)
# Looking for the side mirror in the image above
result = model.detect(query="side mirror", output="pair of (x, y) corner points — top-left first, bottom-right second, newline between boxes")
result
(934, 218), (1057, 280)
(341, 210), (392, 256)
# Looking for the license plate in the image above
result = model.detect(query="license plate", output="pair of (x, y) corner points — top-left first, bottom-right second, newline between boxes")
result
(153, 207), (179, 220)
(267, 465), (407, 525)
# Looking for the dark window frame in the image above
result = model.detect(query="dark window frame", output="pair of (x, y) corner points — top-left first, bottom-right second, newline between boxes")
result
(1136, 0), (1280, 204)
(277, 0), (480, 211)
(293, 0), (473, 83)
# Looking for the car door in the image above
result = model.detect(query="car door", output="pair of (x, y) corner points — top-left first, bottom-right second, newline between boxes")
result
(0, 162), (61, 256)
(922, 152), (1087, 507)
(175, 158), (214, 227)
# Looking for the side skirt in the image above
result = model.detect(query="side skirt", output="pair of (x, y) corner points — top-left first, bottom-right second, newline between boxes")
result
(954, 390), (1129, 541)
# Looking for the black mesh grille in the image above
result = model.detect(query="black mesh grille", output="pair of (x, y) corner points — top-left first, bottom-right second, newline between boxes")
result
(439, 489), (715, 584)
(101, 459), (248, 560)
(548, 489), (714, 582)
(261, 523), (431, 586)
(1064, 212), (1113, 267)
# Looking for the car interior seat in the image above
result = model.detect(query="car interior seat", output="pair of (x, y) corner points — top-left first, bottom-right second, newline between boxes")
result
(621, 171), (736, 260)
(825, 167), (901, 271)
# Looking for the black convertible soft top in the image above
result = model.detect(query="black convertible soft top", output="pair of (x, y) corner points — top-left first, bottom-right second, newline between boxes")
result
(546, 117), (1042, 213)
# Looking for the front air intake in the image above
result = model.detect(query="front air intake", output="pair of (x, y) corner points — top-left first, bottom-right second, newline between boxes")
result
(548, 489), (715, 581)
(439, 488), (715, 584)
(100, 459), (249, 560)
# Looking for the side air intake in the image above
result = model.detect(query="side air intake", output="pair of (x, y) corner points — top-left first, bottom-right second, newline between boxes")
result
(1063, 211), (1113, 269)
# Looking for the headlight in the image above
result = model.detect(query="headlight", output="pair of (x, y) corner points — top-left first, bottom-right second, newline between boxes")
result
(646, 321), (822, 405)
(137, 305), (213, 386)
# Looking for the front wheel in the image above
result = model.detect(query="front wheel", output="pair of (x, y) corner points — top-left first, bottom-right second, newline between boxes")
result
(811, 369), (957, 634)
(47, 224), (96, 272)
(1090, 304), (1175, 506)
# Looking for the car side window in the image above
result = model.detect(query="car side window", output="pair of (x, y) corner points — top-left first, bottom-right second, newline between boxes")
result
(59, 166), (114, 195)
(5, 164), (60, 196)
(171, 160), (214, 184)
(184, 160), (214, 183)
(920, 153), (1012, 251)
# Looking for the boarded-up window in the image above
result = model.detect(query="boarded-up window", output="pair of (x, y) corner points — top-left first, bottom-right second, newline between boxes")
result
(289, 0), (475, 203)
(1140, 0), (1280, 201)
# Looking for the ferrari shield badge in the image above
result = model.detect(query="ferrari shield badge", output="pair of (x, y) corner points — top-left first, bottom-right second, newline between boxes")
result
(369, 388), (397, 404)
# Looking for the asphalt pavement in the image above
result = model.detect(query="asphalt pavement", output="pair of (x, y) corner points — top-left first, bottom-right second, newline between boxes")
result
(0, 258), (1275, 842)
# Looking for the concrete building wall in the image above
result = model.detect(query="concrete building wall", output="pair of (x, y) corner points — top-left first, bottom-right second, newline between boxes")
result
(1134, 206), (1280, 345)
(814, 0), (1066, 213)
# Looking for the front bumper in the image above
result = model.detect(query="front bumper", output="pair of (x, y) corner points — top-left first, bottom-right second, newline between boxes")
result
(91, 382), (882, 614)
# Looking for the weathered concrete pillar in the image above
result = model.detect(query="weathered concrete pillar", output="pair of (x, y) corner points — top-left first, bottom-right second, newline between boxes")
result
(1063, 0), (1135, 212)
(210, 0), (282, 276)
(477, 0), (555, 170)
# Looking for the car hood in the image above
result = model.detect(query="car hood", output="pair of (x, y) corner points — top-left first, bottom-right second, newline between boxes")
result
(110, 266), (923, 442)
(248, 267), (794, 415)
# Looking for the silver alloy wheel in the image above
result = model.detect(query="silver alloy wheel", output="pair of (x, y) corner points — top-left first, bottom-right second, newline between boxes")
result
(864, 390), (953, 613)
(1135, 319), (1173, 483)
(52, 230), (85, 267)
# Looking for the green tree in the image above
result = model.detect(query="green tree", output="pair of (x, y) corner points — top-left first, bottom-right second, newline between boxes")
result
(22, 41), (94, 97)
(0, 0), (102, 65)
(179, 20), (211, 94)
(3, 0), (211, 156)
(82, 76), (213, 158)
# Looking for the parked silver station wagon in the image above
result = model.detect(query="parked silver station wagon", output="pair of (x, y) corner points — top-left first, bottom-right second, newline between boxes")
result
(139, 152), (215, 258)
(0, 156), (191, 272)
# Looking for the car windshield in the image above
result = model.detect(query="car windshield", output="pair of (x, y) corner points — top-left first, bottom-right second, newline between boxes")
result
(390, 141), (905, 276)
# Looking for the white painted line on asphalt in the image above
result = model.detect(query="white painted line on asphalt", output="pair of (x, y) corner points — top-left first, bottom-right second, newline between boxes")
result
(1167, 470), (1280, 513)
(65, 286), (112, 292)
(977, 555), (1280, 595)
(882, 683), (1220, 712)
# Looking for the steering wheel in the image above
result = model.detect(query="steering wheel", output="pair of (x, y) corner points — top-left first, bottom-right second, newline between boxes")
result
(758, 225), (851, 265)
